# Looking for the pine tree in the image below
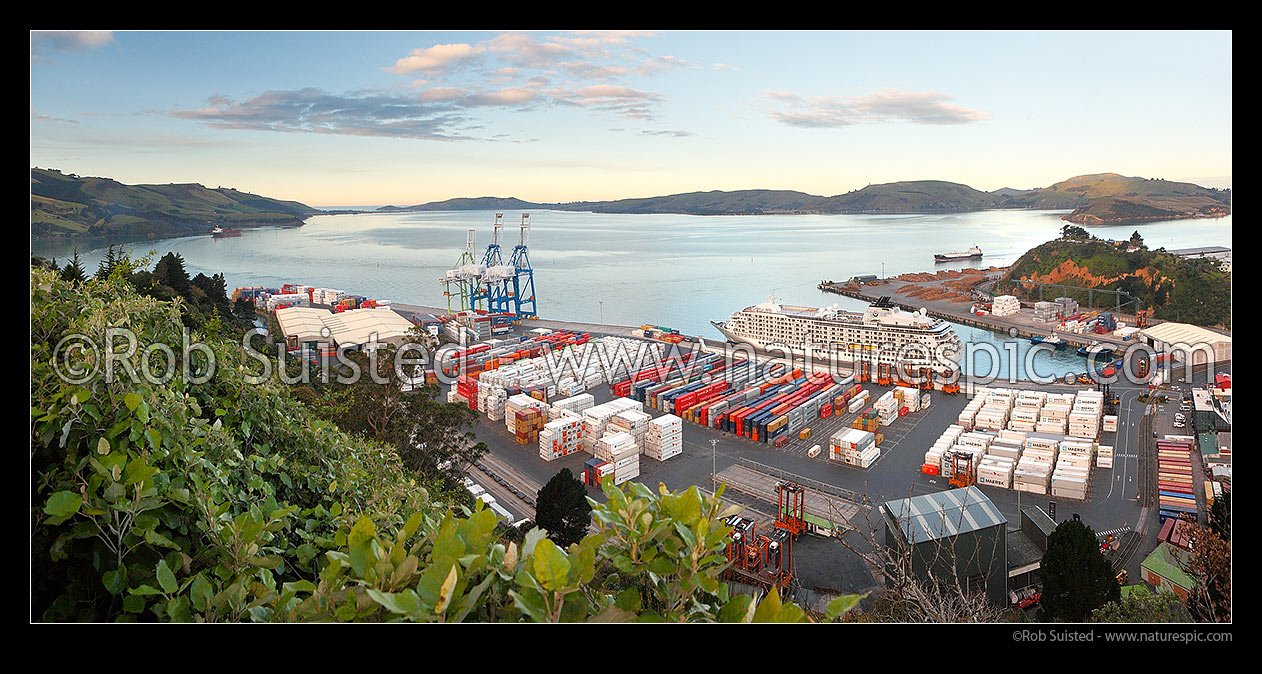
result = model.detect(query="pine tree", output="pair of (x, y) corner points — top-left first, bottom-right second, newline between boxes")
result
(534, 468), (592, 548)
(1039, 515), (1120, 622)
(60, 248), (87, 283)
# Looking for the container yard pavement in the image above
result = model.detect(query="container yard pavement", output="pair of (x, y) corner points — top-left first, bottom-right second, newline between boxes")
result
(460, 372), (1152, 597)
(389, 301), (645, 340)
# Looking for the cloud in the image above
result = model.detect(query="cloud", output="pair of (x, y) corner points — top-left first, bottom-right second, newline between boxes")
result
(31, 110), (79, 124)
(387, 43), (484, 75)
(31, 31), (114, 61)
(758, 88), (991, 127)
(638, 129), (694, 137)
(171, 88), (476, 140)
(544, 84), (665, 119)
(713, 63), (741, 72)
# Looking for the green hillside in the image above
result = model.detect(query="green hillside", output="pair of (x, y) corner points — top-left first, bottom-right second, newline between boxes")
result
(999, 173), (1232, 219)
(558, 189), (824, 215)
(31, 168), (319, 238)
(820, 180), (1001, 212)
(994, 236), (1231, 329)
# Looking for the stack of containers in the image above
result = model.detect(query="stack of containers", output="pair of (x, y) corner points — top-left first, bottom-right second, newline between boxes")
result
(485, 387), (508, 421)
(1096, 444), (1114, 468)
(583, 457), (616, 487)
(974, 399), (1011, 432)
(1037, 398), (1071, 434)
(1014, 435), (1057, 494)
(978, 454), (1016, 488)
(1102, 414), (1119, 433)
(540, 414), (584, 461)
(608, 410), (652, 452)
(829, 428), (878, 468)
(895, 386), (921, 414)
(958, 393), (986, 430)
(644, 414), (683, 461)
(847, 389), (871, 414)
(1032, 301), (1058, 322)
(550, 393), (594, 420)
(581, 398), (643, 453)
(505, 394), (549, 434)
(1068, 390), (1103, 439)
(991, 295), (1021, 317)
(923, 424), (964, 474)
(595, 432), (640, 485)
(874, 391), (899, 427)
(513, 408), (545, 446)
(1157, 438), (1196, 521)
(1052, 439), (1095, 499)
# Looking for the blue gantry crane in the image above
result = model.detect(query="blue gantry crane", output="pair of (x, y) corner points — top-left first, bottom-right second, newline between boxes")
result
(470, 214), (512, 313)
(507, 213), (537, 318)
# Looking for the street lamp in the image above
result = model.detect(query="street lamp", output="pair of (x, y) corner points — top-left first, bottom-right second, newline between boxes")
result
(711, 438), (717, 492)
(599, 300), (604, 325)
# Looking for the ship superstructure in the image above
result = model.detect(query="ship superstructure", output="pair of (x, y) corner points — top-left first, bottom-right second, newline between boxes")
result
(712, 292), (961, 372)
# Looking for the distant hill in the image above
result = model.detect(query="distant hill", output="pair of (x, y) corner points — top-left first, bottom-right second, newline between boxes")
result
(995, 237), (1231, 329)
(383, 180), (1007, 216)
(31, 168), (319, 238)
(384, 174), (1228, 219)
(997, 173), (1232, 222)
(819, 180), (1001, 213)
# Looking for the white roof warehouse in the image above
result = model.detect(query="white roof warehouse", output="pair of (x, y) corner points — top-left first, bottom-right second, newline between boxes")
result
(1139, 321), (1231, 365)
(276, 306), (417, 352)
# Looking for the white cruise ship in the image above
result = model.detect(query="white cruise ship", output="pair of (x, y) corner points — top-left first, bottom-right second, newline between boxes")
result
(711, 293), (961, 372)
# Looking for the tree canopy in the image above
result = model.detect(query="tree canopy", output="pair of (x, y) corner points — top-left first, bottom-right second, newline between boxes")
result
(535, 468), (593, 549)
(1039, 516), (1120, 622)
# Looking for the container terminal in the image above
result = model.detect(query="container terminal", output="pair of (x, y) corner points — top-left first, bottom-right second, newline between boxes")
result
(233, 214), (1231, 612)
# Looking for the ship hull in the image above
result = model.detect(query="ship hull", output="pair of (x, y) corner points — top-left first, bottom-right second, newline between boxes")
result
(934, 253), (983, 262)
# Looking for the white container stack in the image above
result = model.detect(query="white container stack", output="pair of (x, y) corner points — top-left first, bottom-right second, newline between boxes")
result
(991, 295), (1020, 317)
(848, 391), (870, 414)
(484, 387), (508, 421)
(978, 455), (1016, 488)
(608, 410), (652, 451)
(581, 398), (643, 453)
(550, 393), (594, 420)
(1096, 444), (1114, 469)
(1051, 440), (1093, 500)
(924, 425), (964, 470)
(1102, 415), (1118, 433)
(830, 428), (879, 468)
(645, 414), (683, 461)
(539, 415), (584, 461)
(596, 432), (640, 484)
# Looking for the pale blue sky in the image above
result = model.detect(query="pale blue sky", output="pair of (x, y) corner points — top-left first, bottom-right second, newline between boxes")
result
(30, 30), (1231, 206)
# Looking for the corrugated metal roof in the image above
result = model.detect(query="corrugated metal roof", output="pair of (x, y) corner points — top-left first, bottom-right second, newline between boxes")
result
(1141, 322), (1230, 347)
(275, 307), (334, 343)
(323, 308), (416, 348)
(882, 486), (1006, 544)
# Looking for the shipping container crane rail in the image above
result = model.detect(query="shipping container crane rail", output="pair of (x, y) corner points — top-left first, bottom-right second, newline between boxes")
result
(470, 214), (509, 313)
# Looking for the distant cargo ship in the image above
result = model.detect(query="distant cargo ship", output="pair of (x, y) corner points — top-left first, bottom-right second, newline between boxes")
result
(212, 227), (243, 238)
(711, 292), (961, 373)
(934, 245), (983, 262)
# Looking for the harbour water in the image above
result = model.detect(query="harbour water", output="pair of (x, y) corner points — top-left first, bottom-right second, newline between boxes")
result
(32, 208), (1231, 380)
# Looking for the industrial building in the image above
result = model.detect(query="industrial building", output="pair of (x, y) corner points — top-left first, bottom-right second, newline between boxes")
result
(1167, 246), (1232, 272)
(1139, 322), (1231, 366)
(275, 306), (418, 353)
(879, 486), (1009, 607)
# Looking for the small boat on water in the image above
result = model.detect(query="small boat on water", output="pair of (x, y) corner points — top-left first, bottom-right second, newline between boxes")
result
(1030, 332), (1066, 349)
(211, 226), (243, 238)
(934, 245), (983, 262)
(1077, 341), (1114, 358)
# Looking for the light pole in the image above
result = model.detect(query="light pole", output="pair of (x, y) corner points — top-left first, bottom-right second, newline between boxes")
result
(711, 438), (717, 492)
(599, 300), (604, 326)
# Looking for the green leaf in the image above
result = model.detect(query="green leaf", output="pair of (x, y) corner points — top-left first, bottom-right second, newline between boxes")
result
(96, 436), (110, 455)
(155, 559), (177, 595)
(825, 593), (867, 621)
(43, 491), (82, 519)
(751, 588), (783, 623)
(124, 393), (143, 411)
(435, 564), (459, 615)
(531, 538), (571, 592)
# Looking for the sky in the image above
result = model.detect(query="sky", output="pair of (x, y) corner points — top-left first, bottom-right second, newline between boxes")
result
(30, 30), (1232, 207)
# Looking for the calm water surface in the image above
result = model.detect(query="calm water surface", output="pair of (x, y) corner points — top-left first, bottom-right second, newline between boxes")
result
(33, 209), (1231, 380)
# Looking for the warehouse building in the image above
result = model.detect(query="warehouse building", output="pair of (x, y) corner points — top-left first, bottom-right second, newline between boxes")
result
(276, 306), (419, 353)
(879, 486), (1009, 607)
(1139, 322), (1231, 366)
(274, 307), (334, 352)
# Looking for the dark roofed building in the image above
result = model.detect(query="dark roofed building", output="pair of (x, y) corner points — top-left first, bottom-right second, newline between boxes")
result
(880, 486), (1009, 607)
